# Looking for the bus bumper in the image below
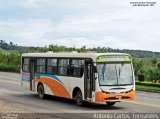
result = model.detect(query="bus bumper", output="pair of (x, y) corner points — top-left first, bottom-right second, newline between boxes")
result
(95, 90), (135, 102)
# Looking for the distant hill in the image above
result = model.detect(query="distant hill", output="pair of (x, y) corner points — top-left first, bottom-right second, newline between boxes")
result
(0, 40), (160, 58)
(0, 40), (43, 52)
(112, 49), (160, 58)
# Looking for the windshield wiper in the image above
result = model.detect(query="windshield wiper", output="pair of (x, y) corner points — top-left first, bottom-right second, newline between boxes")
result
(102, 63), (106, 80)
(118, 67), (121, 78)
(118, 63), (124, 78)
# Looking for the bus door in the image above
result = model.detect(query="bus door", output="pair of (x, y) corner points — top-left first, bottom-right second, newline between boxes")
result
(84, 59), (93, 100)
(30, 59), (36, 91)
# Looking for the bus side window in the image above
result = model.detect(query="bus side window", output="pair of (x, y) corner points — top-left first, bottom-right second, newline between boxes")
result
(58, 59), (70, 76)
(36, 58), (46, 74)
(67, 64), (70, 75)
(80, 65), (84, 77)
(71, 59), (84, 77)
(47, 59), (57, 74)
(70, 64), (74, 75)
(22, 58), (30, 72)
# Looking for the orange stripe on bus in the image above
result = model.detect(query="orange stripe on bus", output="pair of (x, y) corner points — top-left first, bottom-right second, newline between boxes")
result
(35, 77), (71, 99)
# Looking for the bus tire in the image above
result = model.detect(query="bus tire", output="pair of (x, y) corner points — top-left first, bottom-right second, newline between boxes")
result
(106, 102), (116, 106)
(75, 91), (85, 106)
(37, 84), (46, 99)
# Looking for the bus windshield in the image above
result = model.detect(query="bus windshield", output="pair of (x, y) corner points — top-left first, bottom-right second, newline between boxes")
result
(97, 62), (133, 86)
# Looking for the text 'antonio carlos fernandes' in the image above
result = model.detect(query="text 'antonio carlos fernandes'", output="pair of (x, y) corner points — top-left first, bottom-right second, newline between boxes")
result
(93, 113), (159, 119)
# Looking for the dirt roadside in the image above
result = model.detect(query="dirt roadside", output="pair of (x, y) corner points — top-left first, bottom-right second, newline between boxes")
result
(0, 99), (63, 119)
(0, 98), (26, 113)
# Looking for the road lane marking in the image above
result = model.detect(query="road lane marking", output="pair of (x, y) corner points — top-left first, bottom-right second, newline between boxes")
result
(124, 100), (160, 108)
(0, 79), (20, 85)
(0, 89), (23, 94)
(0, 76), (19, 81)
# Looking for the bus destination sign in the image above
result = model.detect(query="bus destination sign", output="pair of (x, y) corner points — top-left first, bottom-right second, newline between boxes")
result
(96, 55), (131, 62)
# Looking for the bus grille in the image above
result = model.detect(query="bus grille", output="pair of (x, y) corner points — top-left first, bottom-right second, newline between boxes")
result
(105, 96), (130, 100)
(104, 89), (133, 94)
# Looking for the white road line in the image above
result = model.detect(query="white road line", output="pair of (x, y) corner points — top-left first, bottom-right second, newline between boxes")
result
(124, 100), (160, 108)
(0, 76), (19, 81)
(0, 79), (20, 85)
(0, 89), (23, 94)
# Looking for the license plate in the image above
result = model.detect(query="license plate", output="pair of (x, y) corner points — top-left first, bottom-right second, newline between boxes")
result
(116, 96), (122, 99)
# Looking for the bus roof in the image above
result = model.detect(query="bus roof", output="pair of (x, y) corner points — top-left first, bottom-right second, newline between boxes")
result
(22, 52), (131, 61)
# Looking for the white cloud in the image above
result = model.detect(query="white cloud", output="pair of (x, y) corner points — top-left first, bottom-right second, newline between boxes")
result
(23, 0), (53, 8)
(0, 19), (55, 46)
(0, 0), (160, 51)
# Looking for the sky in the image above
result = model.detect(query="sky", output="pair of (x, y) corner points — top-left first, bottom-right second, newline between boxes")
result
(0, 0), (160, 52)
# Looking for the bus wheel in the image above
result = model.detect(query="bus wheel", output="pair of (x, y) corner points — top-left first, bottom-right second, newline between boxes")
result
(75, 91), (84, 106)
(106, 102), (116, 106)
(37, 84), (45, 99)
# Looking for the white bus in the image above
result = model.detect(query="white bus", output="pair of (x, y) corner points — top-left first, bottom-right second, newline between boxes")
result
(21, 52), (135, 106)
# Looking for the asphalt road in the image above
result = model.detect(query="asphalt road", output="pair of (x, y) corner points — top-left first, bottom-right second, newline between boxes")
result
(0, 72), (160, 119)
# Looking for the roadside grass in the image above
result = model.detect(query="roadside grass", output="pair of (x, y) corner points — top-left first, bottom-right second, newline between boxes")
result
(136, 85), (160, 91)
(0, 63), (20, 72)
